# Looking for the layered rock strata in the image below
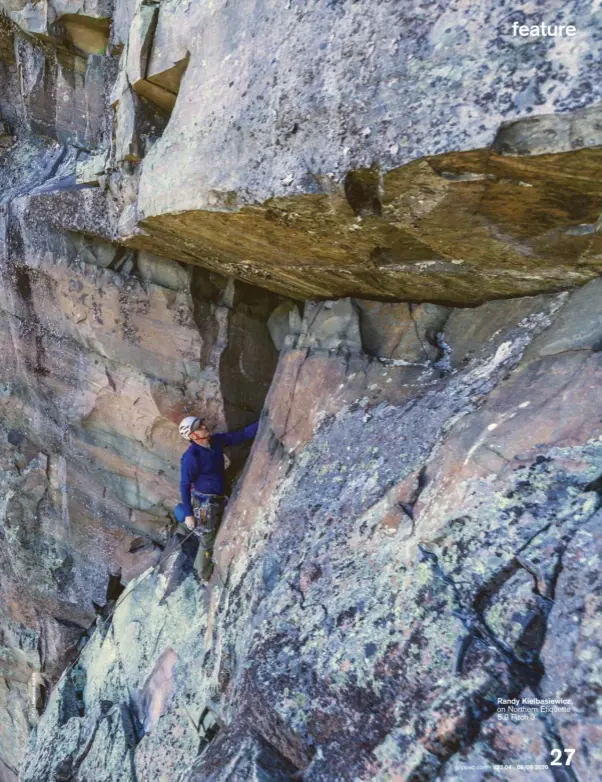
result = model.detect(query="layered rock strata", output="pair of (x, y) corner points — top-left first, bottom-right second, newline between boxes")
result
(0, 136), (287, 777)
(0, 242), (285, 775)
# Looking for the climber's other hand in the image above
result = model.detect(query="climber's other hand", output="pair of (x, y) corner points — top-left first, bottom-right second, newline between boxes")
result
(184, 516), (195, 530)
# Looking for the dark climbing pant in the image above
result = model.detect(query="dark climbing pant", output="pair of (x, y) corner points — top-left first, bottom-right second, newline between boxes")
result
(190, 493), (226, 581)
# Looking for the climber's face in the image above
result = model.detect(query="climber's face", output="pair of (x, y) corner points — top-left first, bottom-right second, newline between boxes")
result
(191, 422), (210, 443)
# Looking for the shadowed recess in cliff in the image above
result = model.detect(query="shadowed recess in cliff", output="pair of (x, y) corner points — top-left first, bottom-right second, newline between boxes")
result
(188, 265), (292, 482)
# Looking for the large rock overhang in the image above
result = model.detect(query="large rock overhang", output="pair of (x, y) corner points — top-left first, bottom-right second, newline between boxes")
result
(118, 0), (602, 305)
(126, 106), (602, 305)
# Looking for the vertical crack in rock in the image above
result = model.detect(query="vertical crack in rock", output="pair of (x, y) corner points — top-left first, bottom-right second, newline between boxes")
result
(407, 302), (430, 362)
(418, 474), (602, 775)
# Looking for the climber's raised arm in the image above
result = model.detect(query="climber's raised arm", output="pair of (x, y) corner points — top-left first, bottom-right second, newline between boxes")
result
(212, 420), (259, 447)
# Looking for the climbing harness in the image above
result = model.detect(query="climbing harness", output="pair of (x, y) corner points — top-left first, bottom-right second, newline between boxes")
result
(190, 492), (227, 581)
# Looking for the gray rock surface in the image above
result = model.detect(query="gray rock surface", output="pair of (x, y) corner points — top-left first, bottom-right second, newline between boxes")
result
(19, 283), (602, 781)
(127, 0), (602, 301)
(4, 0), (602, 302)
(0, 20), (287, 765)
(137, 0), (602, 214)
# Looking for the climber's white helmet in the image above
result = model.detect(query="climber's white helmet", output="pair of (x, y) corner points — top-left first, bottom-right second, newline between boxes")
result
(179, 416), (201, 440)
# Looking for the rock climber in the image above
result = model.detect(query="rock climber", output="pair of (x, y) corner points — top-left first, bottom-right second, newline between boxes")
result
(175, 416), (259, 581)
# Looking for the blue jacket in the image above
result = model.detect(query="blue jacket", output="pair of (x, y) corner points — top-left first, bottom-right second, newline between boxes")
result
(179, 422), (258, 516)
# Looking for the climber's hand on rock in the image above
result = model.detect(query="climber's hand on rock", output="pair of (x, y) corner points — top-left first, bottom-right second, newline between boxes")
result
(184, 516), (195, 530)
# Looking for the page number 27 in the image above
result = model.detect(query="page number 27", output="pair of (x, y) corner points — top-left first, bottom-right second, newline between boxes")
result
(551, 749), (575, 766)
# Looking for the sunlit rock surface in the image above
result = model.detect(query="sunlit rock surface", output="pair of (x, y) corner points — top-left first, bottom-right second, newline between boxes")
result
(129, 0), (602, 301)
(3, 1), (602, 302)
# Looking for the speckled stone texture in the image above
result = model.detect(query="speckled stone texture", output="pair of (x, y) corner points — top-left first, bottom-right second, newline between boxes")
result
(138, 0), (602, 211)
(0, 101), (284, 779)
(19, 282), (602, 781)
(4, 0), (602, 301)
(129, 0), (602, 300)
(0, 210), (285, 772)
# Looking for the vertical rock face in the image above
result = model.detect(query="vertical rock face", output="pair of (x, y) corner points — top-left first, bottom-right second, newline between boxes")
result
(19, 283), (602, 781)
(0, 221), (286, 773)
(0, 7), (288, 769)
(0, 243), (285, 774)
